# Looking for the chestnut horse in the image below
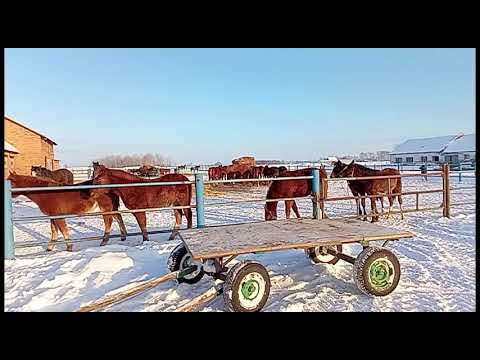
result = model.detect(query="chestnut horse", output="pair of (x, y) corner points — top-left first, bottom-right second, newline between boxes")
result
(31, 166), (74, 185)
(265, 168), (328, 221)
(337, 161), (403, 222)
(92, 165), (193, 242)
(7, 173), (124, 251)
(252, 166), (264, 178)
(263, 165), (280, 178)
(331, 160), (369, 220)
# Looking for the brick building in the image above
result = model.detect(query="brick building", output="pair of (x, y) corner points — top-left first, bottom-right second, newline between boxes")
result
(4, 115), (60, 176)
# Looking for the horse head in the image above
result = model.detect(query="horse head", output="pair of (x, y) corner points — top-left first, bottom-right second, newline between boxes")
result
(92, 164), (108, 183)
(337, 160), (355, 178)
(330, 160), (347, 178)
(31, 165), (43, 176)
(264, 202), (277, 221)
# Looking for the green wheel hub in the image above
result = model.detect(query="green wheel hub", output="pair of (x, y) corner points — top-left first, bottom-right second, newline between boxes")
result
(241, 278), (260, 300)
(368, 258), (395, 290)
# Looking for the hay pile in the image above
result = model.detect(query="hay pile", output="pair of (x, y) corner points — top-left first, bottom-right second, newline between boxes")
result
(232, 156), (256, 166)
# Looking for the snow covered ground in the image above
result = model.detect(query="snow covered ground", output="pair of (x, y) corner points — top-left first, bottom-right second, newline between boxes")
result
(4, 175), (476, 312)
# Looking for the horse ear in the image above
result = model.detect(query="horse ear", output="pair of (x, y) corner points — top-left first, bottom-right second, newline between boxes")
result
(349, 160), (355, 165)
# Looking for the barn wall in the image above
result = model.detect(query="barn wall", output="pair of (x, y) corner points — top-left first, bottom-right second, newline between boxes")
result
(4, 118), (56, 175)
(40, 138), (55, 169)
(4, 152), (16, 178)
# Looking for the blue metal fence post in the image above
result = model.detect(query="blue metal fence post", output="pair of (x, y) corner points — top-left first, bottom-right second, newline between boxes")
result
(195, 173), (205, 228)
(312, 169), (320, 220)
(4, 180), (15, 259)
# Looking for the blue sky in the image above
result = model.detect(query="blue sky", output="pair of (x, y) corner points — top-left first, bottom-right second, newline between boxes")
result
(5, 48), (475, 166)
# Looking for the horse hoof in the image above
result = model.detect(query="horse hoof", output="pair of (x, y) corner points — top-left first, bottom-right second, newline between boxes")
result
(46, 248), (54, 252)
(66, 246), (73, 252)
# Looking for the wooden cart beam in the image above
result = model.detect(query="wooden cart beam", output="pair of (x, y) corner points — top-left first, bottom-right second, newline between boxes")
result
(76, 266), (198, 312)
(174, 285), (223, 312)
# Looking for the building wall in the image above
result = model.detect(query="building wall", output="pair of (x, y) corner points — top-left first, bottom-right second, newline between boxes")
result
(4, 118), (56, 175)
(390, 152), (443, 164)
(390, 151), (476, 164)
(4, 152), (16, 178)
(443, 151), (476, 163)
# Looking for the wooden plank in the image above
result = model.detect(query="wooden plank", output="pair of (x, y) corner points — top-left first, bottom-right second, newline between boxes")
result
(180, 218), (414, 260)
(76, 271), (180, 312)
(173, 286), (221, 312)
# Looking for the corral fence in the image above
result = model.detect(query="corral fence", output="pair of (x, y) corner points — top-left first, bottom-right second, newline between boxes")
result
(4, 164), (474, 259)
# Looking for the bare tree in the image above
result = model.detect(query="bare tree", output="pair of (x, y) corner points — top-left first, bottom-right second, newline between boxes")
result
(94, 153), (175, 167)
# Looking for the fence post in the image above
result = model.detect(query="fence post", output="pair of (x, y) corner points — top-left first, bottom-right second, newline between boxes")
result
(442, 164), (451, 218)
(312, 169), (321, 219)
(195, 173), (205, 228)
(4, 180), (15, 260)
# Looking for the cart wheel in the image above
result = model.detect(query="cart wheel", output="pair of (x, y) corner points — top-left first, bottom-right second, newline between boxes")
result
(305, 245), (343, 264)
(353, 247), (400, 296)
(223, 261), (271, 312)
(168, 243), (204, 284)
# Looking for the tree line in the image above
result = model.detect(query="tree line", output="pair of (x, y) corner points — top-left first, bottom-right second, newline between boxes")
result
(94, 153), (175, 168)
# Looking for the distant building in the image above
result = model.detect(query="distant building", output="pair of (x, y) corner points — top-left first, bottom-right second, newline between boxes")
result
(359, 152), (376, 160)
(4, 115), (60, 176)
(389, 133), (475, 165)
(376, 151), (390, 161)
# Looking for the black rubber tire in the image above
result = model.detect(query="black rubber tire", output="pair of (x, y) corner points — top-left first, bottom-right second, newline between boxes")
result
(167, 243), (204, 284)
(353, 247), (401, 297)
(305, 245), (343, 265)
(223, 261), (271, 312)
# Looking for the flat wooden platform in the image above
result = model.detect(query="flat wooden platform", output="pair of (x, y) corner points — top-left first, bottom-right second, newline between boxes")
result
(178, 218), (415, 260)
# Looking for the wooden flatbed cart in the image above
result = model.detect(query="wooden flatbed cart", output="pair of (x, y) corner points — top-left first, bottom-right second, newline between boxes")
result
(168, 218), (415, 312)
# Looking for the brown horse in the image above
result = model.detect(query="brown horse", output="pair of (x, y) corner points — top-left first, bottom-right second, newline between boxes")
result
(331, 160), (369, 220)
(337, 161), (403, 222)
(263, 165), (280, 178)
(92, 165), (193, 242)
(265, 168), (328, 221)
(253, 166), (264, 178)
(31, 166), (74, 185)
(7, 173), (123, 251)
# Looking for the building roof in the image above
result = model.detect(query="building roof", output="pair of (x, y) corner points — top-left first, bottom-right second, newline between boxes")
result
(442, 133), (475, 153)
(390, 135), (456, 154)
(4, 141), (20, 153)
(4, 115), (57, 145)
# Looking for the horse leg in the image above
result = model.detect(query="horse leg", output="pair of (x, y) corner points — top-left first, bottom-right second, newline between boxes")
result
(133, 212), (148, 242)
(292, 200), (301, 218)
(169, 210), (182, 240)
(355, 198), (360, 218)
(285, 200), (292, 219)
(47, 219), (59, 251)
(114, 214), (128, 241)
(370, 196), (378, 223)
(55, 219), (72, 251)
(183, 208), (193, 228)
(100, 215), (113, 246)
(361, 195), (367, 221)
(386, 196), (394, 219)
(398, 195), (404, 220)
